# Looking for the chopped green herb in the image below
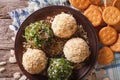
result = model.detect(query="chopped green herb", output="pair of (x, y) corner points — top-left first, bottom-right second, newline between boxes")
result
(48, 58), (73, 80)
(24, 20), (53, 48)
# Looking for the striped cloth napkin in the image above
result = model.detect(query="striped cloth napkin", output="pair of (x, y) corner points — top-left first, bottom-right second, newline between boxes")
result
(9, 0), (120, 80)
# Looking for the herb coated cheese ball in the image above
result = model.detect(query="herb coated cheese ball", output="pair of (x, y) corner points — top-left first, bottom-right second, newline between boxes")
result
(51, 13), (77, 38)
(63, 38), (90, 63)
(22, 48), (47, 74)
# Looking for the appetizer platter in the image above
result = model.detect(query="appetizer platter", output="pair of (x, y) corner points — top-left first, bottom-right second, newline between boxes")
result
(15, 6), (98, 80)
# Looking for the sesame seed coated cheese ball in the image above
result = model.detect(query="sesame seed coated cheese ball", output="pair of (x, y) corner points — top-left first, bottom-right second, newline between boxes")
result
(52, 13), (77, 38)
(63, 38), (90, 63)
(22, 48), (47, 74)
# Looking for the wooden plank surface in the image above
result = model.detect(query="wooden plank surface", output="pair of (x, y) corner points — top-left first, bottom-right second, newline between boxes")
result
(0, 0), (28, 19)
(0, 0), (28, 79)
(0, 50), (22, 78)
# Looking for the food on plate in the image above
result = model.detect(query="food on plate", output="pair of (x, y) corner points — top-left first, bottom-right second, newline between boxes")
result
(69, 0), (90, 11)
(97, 47), (114, 65)
(46, 25), (88, 57)
(63, 38), (90, 63)
(24, 20), (53, 48)
(48, 58), (73, 80)
(99, 26), (118, 45)
(102, 6), (120, 25)
(89, 0), (101, 5)
(22, 11), (91, 79)
(84, 5), (102, 27)
(114, 0), (120, 10)
(110, 34), (120, 52)
(22, 48), (47, 74)
(51, 13), (77, 38)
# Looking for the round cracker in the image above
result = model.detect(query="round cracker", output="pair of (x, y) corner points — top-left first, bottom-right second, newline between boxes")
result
(97, 47), (114, 65)
(99, 26), (118, 45)
(103, 6), (120, 25)
(84, 6), (102, 27)
(110, 34), (120, 52)
(69, 0), (90, 10)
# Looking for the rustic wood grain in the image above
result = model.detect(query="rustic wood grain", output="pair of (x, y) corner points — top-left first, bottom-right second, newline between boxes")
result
(0, 0), (28, 19)
(0, 0), (28, 79)
(0, 50), (22, 78)
(0, 19), (14, 50)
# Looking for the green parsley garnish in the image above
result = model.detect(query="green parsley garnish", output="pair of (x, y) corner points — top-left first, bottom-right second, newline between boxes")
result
(48, 58), (73, 80)
(24, 20), (53, 48)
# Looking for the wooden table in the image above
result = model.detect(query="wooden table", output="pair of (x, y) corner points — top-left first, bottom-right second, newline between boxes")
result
(0, 0), (28, 79)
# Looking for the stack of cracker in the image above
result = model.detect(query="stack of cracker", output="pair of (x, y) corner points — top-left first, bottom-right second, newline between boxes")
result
(69, 0), (120, 65)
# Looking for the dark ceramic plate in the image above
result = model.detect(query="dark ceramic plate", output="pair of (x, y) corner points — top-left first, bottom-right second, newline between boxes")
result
(15, 6), (98, 80)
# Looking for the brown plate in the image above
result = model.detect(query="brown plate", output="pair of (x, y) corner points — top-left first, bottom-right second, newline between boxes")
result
(15, 6), (98, 80)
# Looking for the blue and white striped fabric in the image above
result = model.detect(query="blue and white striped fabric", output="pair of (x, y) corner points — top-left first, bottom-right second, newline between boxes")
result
(9, 0), (120, 80)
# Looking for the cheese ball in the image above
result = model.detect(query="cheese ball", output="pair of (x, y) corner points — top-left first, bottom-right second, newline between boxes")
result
(63, 38), (90, 63)
(52, 13), (77, 38)
(22, 48), (47, 74)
